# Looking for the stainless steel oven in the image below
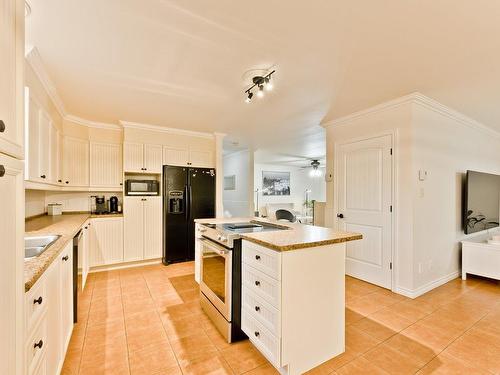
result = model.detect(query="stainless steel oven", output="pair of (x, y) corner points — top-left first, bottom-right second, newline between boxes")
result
(200, 238), (232, 322)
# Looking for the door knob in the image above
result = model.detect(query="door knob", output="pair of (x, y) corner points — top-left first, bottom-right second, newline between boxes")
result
(337, 213), (344, 219)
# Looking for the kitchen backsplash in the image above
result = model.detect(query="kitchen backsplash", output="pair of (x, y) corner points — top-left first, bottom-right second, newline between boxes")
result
(25, 190), (123, 218)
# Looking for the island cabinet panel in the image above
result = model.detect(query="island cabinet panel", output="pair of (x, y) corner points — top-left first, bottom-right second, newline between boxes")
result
(241, 240), (346, 375)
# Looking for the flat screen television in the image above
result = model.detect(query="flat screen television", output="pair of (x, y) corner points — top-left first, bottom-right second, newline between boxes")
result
(464, 170), (500, 234)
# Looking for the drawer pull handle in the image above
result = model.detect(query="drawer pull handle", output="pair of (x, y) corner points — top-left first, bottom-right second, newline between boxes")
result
(0, 120), (5, 132)
(254, 331), (260, 337)
(62, 255), (69, 261)
(34, 340), (43, 349)
(40, 175), (46, 179)
(255, 255), (261, 260)
(255, 306), (260, 312)
(0, 165), (5, 177)
(33, 297), (43, 305)
(255, 280), (261, 286)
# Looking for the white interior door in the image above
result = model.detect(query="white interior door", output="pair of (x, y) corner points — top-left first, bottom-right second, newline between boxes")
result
(337, 134), (392, 289)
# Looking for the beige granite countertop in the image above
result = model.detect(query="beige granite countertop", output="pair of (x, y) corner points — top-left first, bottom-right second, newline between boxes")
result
(195, 217), (362, 251)
(25, 214), (89, 292)
(24, 213), (123, 292)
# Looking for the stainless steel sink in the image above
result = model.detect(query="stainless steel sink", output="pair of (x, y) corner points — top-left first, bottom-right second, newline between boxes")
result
(24, 235), (61, 260)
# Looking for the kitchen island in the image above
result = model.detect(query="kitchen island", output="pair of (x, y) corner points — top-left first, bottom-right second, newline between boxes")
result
(195, 218), (362, 375)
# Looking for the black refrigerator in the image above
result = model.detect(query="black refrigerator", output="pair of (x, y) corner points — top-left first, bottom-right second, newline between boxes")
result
(163, 165), (216, 264)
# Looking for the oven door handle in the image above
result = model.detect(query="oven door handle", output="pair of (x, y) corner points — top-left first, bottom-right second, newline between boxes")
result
(200, 238), (229, 255)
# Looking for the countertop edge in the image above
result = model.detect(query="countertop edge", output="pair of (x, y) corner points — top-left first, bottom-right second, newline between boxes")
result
(241, 233), (363, 252)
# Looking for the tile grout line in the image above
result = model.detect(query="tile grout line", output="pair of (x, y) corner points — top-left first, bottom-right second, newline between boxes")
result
(121, 271), (140, 375)
(76, 279), (93, 375)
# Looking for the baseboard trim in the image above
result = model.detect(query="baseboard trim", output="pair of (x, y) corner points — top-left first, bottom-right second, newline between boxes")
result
(89, 258), (162, 273)
(394, 270), (460, 299)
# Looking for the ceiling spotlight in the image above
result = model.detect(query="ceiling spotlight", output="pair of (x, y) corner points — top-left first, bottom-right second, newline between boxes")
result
(264, 77), (273, 91)
(257, 85), (264, 98)
(243, 70), (275, 103)
(245, 92), (253, 103)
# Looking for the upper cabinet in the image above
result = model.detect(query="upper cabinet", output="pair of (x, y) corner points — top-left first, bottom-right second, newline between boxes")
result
(163, 145), (214, 168)
(25, 92), (61, 184)
(0, 0), (23, 159)
(90, 142), (122, 188)
(63, 136), (89, 187)
(124, 142), (162, 173)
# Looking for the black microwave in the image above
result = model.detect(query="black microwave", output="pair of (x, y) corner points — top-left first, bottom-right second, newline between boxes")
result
(125, 180), (160, 196)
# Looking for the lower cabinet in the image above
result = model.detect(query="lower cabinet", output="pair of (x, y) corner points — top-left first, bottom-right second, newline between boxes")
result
(89, 217), (124, 267)
(124, 197), (162, 262)
(25, 241), (74, 375)
(241, 240), (346, 375)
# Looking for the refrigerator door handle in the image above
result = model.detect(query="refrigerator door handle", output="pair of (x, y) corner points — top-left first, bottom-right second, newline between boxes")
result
(188, 185), (193, 220)
(185, 185), (189, 220)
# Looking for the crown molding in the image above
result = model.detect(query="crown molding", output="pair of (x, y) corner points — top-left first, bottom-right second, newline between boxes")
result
(64, 115), (122, 131)
(25, 47), (67, 118)
(120, 120), (214, 139)
(322, 92), (500, 140)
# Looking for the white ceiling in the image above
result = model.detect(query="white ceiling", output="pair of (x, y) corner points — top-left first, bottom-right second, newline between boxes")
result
(26, 0), (500, 160)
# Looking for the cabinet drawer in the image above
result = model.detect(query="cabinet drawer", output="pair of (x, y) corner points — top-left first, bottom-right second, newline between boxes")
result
(242, 310), (280, 368)
(26, 318), (47, 375)
(25, 279), (47, 334)
(243, 241), (281, 280)
(242, 263), (281, 309)
(242, 287), (281, 337)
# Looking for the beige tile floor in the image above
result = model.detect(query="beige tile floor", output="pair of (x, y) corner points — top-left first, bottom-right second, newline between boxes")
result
(62, 262), (500, 375)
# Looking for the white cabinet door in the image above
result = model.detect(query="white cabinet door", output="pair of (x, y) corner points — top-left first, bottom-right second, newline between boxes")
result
(124, 142), (143, 172)
(90, 142), (122, 187)
(26, 95), (40, 181)
(0, 154), (23, 375)
(49, 125), (59, 184)
(124, 197), (144, 261)
(38, 112), (51, 182)
(0, 0), (23, 158)
(63, 136), (89, 186)
(143, 197), (162, 259)
(80, 223), (90, 289)
(144, 144), (162, 173)
(89, 218), (124, 266)
(163, 146), (189, 167)
(189, 149), (214, 168)
(45, 260), (62, 375)
(59, 242), (73, 353)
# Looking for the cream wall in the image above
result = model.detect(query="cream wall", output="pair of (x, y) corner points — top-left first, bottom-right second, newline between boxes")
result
(412, 101), (500, 291)
(222, 150), (254, 217)
(25, 190), (46, 217)
(325, 93), (500, 296)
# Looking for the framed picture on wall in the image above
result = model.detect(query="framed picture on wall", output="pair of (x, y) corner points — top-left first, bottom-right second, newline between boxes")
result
(262, 171), (290, 196)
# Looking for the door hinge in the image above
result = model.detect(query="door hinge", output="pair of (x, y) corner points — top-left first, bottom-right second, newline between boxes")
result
(389, 262), (393, 270)
(390, 205), (393, 212)
(390, 148), (393, 155)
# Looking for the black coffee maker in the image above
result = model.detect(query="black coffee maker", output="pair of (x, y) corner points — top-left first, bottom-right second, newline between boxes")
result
(95, 196), (107, 214)
(109, 196), (119, 213)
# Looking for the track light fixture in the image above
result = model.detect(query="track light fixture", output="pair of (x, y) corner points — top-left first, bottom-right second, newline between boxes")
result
(244, 70), (275, 103)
